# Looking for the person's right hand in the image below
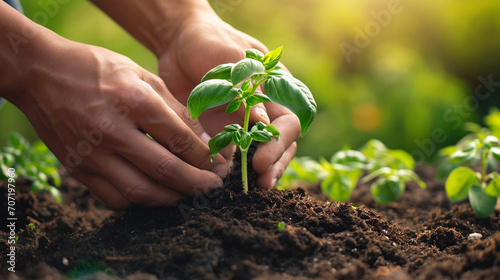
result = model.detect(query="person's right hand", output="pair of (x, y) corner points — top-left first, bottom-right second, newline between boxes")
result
(8, 34), (228, 210)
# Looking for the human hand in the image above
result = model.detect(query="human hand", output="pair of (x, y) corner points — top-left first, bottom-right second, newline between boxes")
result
(157, 4), (301, 189)
(8, 35), (228, 209)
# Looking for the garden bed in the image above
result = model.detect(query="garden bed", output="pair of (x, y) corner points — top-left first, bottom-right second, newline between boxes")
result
(1, 162), (500, 279)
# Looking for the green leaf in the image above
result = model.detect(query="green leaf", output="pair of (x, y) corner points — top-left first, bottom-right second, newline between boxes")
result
(361, 167), (393, 183)
(241, 80), (251, 92)
(0, 155), (9, 178)
(231, 58), (266, 85)
(246, 94), (272, 107)
(483, 135), (500, 148)
(264, 124), (280, 139)
(208, 130), (234, 161)
(187, 79), (240, 119)
(245, 49), (264, 61)
(49, 187), (63, 204)
(435, 160), (461, 181)
(445, 167), (478, 202)
(240, 132), (252, 150)
(261, 46), (283, 70)
(50, 171), (62, 187)
(226, 97), (244, 114)
(277, 221), (286, 232)
(264, 76), (317, 136)
(201, 63), (234, 82)
(224, 124), (243, 132)
(251, 130), (272, 142)
(469, 184), (497, 218)
(396, 169), (427, 189)
(331, 150), (367, 170)
(31, 180), (45, 192)
(490, 147), (500, 162)
(485, 172), (500, 197)
(9, 132), (30, 151)
(449, 150), (477, 164)
(388, 150), (415, 170)
(232, 130), (243, 145)
(371, 178), (405, 204)
(267, 65), (291, 77)
(321, 173), (353, 202)
(31, 141), (50, 155)
(462, 139), (479, 152)
(361, 139), (388, 157)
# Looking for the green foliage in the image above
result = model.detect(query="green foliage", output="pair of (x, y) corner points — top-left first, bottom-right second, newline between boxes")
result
(442, 131), (500, 218)
(279, 139), (425, 204)
(276, 157), (327, 190)
(438, 107), (500, 217)
(187, 47), (317, 193)
(0, 132), (62, 203)
(277, 221), (286, 232)
(3, 0), (498, 160)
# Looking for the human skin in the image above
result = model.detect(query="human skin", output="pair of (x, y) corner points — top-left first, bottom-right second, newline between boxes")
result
(91, 0), (302, 189)
(0, 0), (301, 209)
(0, 1), (227, 209)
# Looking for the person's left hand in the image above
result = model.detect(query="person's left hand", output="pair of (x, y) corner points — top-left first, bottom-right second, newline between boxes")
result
(157, 9), (301, 189)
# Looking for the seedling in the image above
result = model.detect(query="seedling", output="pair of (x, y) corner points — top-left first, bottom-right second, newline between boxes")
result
(277, 221), (286, 232)
(444, 132), (500, 217)
(0, 132), (62, 203)
(187, 47), (317, 193)
(279, 139), (425, 204)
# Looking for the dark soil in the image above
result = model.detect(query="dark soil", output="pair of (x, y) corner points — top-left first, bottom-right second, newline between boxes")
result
(1, 155), (500, 279)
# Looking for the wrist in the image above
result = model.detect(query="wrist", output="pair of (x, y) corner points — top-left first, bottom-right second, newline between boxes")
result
(90, 0), (220, 58)
(0, 3), (61, 106)
(155, 0), (220, 53)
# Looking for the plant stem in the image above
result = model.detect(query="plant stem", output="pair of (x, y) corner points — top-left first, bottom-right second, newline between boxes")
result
(241, 104), (252, 194)
(240, 79), (265, 194)
(241, 148), (249, 193)
(480, 149), (488, 186)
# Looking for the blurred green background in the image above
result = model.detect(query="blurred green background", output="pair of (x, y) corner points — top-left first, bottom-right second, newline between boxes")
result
(1, 0), (499, 161)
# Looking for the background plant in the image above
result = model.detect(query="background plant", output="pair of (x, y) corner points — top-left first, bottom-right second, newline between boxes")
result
(0, 132), (62, 203)
(278, 139), (426, 204)
(440, 130), (500, 217)
(3, 0), (497, 162)
(187, 47), (317, 193)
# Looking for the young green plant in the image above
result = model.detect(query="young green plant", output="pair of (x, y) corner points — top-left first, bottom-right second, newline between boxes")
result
(278, 139), (426, 204)
(0, 132), (62, 202)
(187, 47), (317, 193)
(444, 133), (500, 217)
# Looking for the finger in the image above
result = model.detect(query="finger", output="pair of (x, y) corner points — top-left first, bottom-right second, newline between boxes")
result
(114, 129), (225, 196)
(69, 169), (131, 210)
(252, 103), (301, 174)
(100, 155), (190, 207)
(248, 102), (270, 125)
(128, 79), (228, 176)
(257, 142), (297, 189)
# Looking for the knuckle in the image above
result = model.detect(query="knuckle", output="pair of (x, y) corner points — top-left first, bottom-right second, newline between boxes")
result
(167, 129), (194, 156)
(153, 155), (175, 182)
(124, 182), (153, 205)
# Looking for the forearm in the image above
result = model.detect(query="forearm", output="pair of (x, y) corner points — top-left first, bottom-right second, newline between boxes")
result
(90, 0), (218, 57)
(0, 2), (59, 105)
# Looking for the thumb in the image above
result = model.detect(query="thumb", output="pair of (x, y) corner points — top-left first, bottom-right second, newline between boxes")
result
(248, 103), (270, 125)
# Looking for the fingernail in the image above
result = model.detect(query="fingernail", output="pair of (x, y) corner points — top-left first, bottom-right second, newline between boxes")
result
(270, 177), (278, 188)
(255, 106), (270, 124)
(201, 132), (211, 144)
(212, 163), (228, 178)
(214, 177), (224, 188)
